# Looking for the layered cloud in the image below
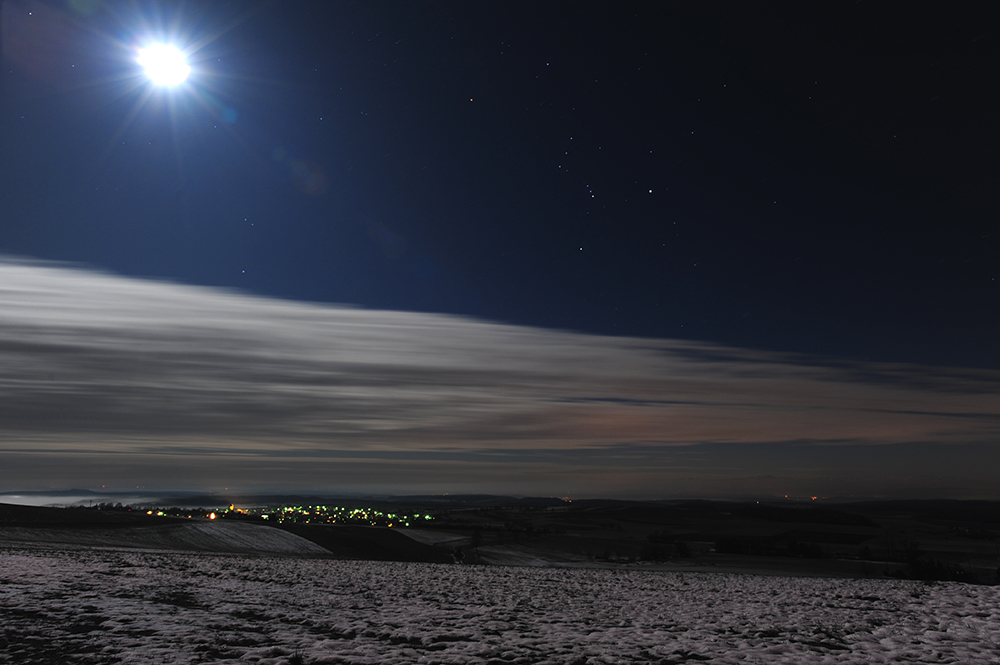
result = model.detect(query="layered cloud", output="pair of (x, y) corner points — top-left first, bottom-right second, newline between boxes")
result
(2, 258), (999, 497)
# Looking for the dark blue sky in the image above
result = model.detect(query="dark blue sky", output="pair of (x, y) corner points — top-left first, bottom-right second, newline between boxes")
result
(2, 1), (998, 368)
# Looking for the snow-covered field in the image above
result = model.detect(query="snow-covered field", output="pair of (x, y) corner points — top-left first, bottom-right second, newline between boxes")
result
(1, 547), (998, 665)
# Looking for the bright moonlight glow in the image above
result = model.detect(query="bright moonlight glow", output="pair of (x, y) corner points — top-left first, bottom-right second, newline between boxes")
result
(137, 44), (191, 86)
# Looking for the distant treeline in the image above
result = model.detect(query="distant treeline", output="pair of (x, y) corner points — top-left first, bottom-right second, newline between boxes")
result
(83, 503), (216, 518)
(714, 536), (826, 559)
(864, 541), (1000, 585)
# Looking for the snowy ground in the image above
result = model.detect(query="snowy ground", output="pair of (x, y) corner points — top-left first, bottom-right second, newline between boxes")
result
(1, 547), (998, 665)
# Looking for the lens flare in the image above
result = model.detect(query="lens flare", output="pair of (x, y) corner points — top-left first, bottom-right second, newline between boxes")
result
(137, 43), (191, 86)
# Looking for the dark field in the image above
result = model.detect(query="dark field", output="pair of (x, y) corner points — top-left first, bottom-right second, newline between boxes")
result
(1, 498), (997, 583)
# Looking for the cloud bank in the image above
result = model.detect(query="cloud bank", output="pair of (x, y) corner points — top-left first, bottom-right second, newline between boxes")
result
(2, 258), (999, 498)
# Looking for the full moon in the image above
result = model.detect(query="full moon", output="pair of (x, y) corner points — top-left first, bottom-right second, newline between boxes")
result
(137, 44), (191, 86)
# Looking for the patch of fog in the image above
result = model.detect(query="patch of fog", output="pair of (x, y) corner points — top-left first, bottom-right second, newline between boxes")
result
(1, 547), (998, 664)
(0, 520), (329, 556)
(0, 494), (165, 507)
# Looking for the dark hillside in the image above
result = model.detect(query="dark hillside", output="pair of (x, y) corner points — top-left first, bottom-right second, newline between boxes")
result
(275, 524), (454, 563)
(0, 502), (186, 528)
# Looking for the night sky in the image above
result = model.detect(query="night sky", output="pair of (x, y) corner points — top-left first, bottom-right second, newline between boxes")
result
(1, 2), (998, 499)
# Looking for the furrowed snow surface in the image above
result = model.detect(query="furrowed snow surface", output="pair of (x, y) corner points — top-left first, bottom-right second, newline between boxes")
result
(1, 548), (998, 664)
